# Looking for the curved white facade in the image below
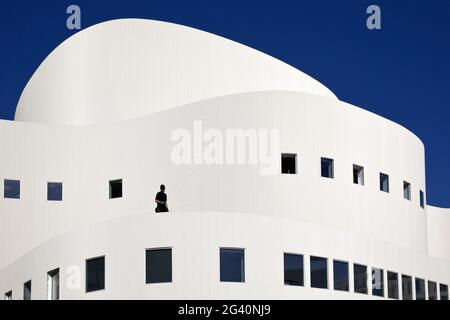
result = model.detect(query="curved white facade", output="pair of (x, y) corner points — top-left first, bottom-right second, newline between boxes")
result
(1, 19), (449, 300)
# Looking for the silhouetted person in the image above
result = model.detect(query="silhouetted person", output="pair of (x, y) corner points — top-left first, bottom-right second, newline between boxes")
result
(155, 184), (169, 213)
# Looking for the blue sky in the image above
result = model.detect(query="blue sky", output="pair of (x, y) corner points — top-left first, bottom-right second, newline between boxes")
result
(0, 0), (449, 207)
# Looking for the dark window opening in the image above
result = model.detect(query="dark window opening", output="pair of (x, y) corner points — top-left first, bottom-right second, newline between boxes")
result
(354, 264), (368, 294)
(353, 165), (364, 185)
(47, 268), (60, 300)
(310, 256), (328, 289)
(109, 179), (122, 199)
(402, 275), (413, 300)
(146, 248), (172, 284)
(415, 278), (426, 300)
(380, 173), (389, 193)
(4, 290), (12, 300)
(333, 260), (349, 291)
(387, 271), (399, 299)
(4, 179), (20, 199)
(428, 281), (438, 300)
(220, 248), (245, 283)
(403, 181), (411, 200)
(440, 284), (448, 300)
(47, 182), (63, 201)
(420, 190), (425, 209)
(23, 280), (31, 300)
(281, 154), (297, 174)
(321, 158), (334, 179)
(284, 253), (304, 286)
(372, 267), (384, 297)
(86, 256), (105, 292)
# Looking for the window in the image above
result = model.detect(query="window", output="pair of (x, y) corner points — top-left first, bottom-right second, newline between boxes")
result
(284, 253), (304, 286)
(321, 158), (334, 179)
(353, 264), (368, 294)
(47, 268), (60, 300)
(401, 275), (413, 300)
(387, 271), (399, 299)
(372, 267), (384, 297)
(420, 190), (425, 209)
(86, 256), (105, 292)
(146, 248), (172, 284)
(440, 284), (448, 300)
(310, 256), (328, 289)
(353, 165), (364, 185)
(403, 181), (411, 200)
(4, 291), (12, 300)
(333, 260), (349, 291)
(415, 278), (426, 300)
(220, 248), (245, 283)
(281, 154), (297, 174)
(47, 182), (63, 201)
(428, 281), (438, 300)
(23, 280), (31, 300)
(379, 173), (389, 193)
(109, 179), (122, 199)
(4, 179), (20, 199)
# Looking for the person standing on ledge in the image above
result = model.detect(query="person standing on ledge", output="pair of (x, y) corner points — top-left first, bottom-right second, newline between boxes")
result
(155, 184), (169, 213)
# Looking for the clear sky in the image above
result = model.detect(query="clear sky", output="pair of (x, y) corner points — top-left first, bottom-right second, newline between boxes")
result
(0, 0), (449, 207)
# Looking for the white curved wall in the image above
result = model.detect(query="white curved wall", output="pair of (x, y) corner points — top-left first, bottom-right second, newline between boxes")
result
(15, 19), (336, 126)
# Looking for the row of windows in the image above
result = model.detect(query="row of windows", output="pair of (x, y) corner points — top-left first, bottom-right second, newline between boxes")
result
(4, 248), (448, 300)
(281, 154), (426, 209)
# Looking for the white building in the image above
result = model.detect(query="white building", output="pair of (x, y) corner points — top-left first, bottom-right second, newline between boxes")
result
(0, 19), (449, 300)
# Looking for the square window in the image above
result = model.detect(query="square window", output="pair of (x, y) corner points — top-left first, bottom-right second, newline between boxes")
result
(4, 179), (20, 199)
(310, 256), (328, 289)
(47, 182), (63, 201)
(4, 291), (12, 300)
(284, 253), (304, 286)
(372, 267), (384, 297)
(387, 271), (399, 299)
(353, 264), (368, 294)
(333, 260), (349, 291)
(220, 248), (245, 283)
(23, 280), (31, 300)
(109, 179), (122, 199)
(420, 190), (425, 209)
(401, 275), (413, 300)
(428, 281), (437, 300)
(321, 158), (334, 179)
(403, 181), (411, 200)
(281, 154), (297, 174)
(440, 284), (448, 300)
(86, 256), (105, 292)
(146, 248), (172, 284)
(380, 173), (389, 193)
(353, 165), (364, 185)
(415, 278), (426, 300)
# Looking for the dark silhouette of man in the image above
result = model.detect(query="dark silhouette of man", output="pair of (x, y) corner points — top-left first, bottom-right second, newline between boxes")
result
(155, 184), (169, 213)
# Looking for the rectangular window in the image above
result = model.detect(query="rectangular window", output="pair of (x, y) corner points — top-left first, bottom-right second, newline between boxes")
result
(321, 158), (334, 179)
(353, 165), (364, 185)
(440, 284), (448, 300)
(310, 256), (328, 289)
(281, 154), (297, 174)
(284, 253), (304, 286)
(420, 190), (425, 209)
(109, 179), (122, 199)
(428, 281), (438, 300)
(387, 271), (399, 299)
(86, 256), (105, 292)
(47, 268), (60, 300)
(23, 280), (31, 300)
(333, 260), (349, 291)
(403, 181), (411, 200)
(4, 179), (20, 199)
(146, 248), (172, 284)
(372, 267), (384, 297)
(401, 275), (413, 300)
(353, 264), (368, 294)
(380, 173), (389, 193)
(415, 278), (426, 300)
(4, 291), (12, 300)
(220, 248), (245, 283)
(47, 182), (63, 201)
